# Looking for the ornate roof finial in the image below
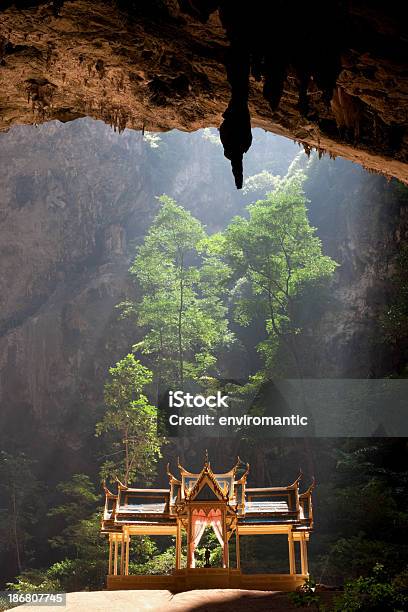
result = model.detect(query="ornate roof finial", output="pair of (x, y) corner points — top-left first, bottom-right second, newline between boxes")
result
(289, 469), (303, 488)
(204, 449), (209, 466)
(102, 480), (114, 496)
(233, 455), (243, 475)
(302, 476), (316, 495)
(115, 476), (127, 489)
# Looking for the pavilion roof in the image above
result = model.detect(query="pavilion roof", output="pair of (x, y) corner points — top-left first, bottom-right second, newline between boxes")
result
(101, 454), (315, 533)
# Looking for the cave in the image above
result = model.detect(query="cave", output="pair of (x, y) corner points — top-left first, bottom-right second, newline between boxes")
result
(1, 2), (408, 608)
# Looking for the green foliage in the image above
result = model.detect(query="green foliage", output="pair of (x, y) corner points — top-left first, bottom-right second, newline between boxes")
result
(129, 529), (223, 574)
(221, 172), (338, 375)
(132, 547), (177, 575)
(96, 354), (162, 485)
(123, 195), (234, 387)
(333, 564), (408, 611)
(7, 554), (107, 594)
(315, 440), (408, 586)
(48, 475), (98, 521)
(2, 471), (109, 593)
(7, 534), (160, 592)
(47, 555), (107, 592)
(47, 474), (99, 553)
(393, 567), (408, 591)
(6, 569), (60, 593)
(391, 181), (408, 203)
(381, 245), (408, 371)
(195, 528), (223, 568)
(0, 452), (42, 574)
(40, 474), (107, 590)
(242, 170), (280, 195)
(129, 536), (181, 575)
(325, 536), (402, 586)
(289, 577), (323, 610)
(129, 536), (158, 565)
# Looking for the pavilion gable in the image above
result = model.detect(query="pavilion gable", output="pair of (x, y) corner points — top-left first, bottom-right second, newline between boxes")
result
(185, 467), (228, 502)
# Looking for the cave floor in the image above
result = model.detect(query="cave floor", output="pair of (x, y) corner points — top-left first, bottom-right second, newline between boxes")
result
(14, 588), (336, 611)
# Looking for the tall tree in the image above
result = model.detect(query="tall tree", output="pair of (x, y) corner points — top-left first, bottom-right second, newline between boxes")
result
(120, 195), (233, 390)
(47, 474), (100, 554)
(0, 452), (41, 575)
(96, 355), (162, 486)
(220, 171), (338, 376)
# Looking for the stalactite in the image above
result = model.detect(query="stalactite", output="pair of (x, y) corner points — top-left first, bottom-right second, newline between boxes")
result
(303, 143), (312, 158)
(179, 0), (346, 188)
(219, 45), (252, 189)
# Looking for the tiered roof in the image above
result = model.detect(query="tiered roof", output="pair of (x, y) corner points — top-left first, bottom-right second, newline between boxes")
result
(101, 454), (315, 534)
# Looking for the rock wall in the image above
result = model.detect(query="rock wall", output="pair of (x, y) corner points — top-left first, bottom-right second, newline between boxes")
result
(0, 120), (151, 473)
(303, 156), (408, 377)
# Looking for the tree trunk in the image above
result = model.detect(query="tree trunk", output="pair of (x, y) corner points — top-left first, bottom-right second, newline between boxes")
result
(178, 256), (184, 387)
(124, 425), (129, 485)
(11, 488), (22, 574)
(267, 290), (315, 478)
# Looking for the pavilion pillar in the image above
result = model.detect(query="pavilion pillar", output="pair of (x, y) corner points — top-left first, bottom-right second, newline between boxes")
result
(125, 530), (130, 576)
(288, 528), (295, 575)
(120, 531), (125, 575)
(108, 535), (113, 575)
(300, 535), (309, 576)
(175, 520), (182, 570)
(235, 529), (241, 570)
(222, 512), (229, 568)
(113, 536), (119, 575)
(187, 509), (193, 569)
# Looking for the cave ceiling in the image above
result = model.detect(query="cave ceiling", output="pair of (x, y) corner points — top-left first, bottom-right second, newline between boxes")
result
(0, 1), (407, 186)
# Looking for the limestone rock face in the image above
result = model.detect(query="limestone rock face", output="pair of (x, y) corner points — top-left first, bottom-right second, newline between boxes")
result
(302, 157), (407, 378)
(0, 1), (407, 184)
(0, 120), (152, 469)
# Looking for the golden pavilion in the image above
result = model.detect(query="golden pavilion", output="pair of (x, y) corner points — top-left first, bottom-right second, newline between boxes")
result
(101, 453), (315, 591)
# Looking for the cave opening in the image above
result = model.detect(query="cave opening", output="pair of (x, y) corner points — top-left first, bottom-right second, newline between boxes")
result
(1, 116), (408, 596)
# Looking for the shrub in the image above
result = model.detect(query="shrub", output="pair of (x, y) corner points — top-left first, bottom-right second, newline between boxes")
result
(289, 577), (323, 610)
(6, 569), (60, 593)
(333, 564), (408, 611)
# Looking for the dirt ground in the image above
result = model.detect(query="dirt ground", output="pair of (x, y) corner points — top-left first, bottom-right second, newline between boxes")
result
(14, 588), (336, 612)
